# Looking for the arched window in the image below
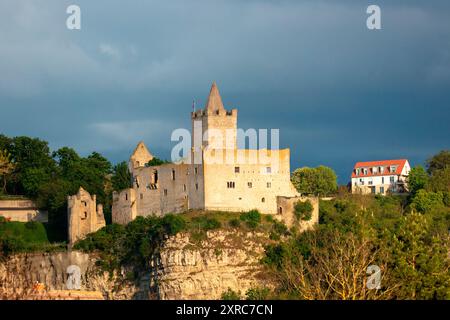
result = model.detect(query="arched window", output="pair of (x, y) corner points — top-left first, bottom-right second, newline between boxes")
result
(153, 170), (158, 184)
(278, 207), (283, 214)
(261, 197), (265, 203)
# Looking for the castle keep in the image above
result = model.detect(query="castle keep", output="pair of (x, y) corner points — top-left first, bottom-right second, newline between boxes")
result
(111, 82), (315, 227)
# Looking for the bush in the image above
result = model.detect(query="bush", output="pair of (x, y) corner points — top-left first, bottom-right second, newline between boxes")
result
(229, 218), (240, 228)
(411, 190), (444, 213)
(240, 210), (261, 229)
(246, 287), (271, 300)
(294, 200), (313, 221)
(74, 215), (187, 274)
(221, 288), (241, 300)
(192, 216), (221, 231)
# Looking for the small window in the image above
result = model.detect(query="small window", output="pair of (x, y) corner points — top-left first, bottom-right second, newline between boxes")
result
(278, 207), (283, 214)
(140, 193), (143, 200)
(380, 186), (385, 194)
(81, 212), (87, 220)
(247, 182), (252, 188)
(363, 168), (368, 175)
(164, 189), (168, 196)
(194, 167), (198, 175)
(183, 184), (187, 192)
(172, 169), (176, 180)
(261, 197), (265, 203)
(125, 194), (128, 201)
(266, 167), (272, 174)
(390, 176), (395, 183)
(235, 167), (240, 173)
(195, 183), (199, 190)
(227, 181), (235, 189)
(267, 182), (271, 188)
(382, 177), (385, 184)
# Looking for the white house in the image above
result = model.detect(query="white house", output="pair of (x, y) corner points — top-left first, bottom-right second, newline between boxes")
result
(351, 159), (411, 195)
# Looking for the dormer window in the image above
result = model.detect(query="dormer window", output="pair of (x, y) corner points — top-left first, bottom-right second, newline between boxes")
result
(363, 168), (368, 175)
(390, 165), (397, 173)
(380, 166), (385, 174)
(355, 168), (360, 175)
(372, 167), (378, 174)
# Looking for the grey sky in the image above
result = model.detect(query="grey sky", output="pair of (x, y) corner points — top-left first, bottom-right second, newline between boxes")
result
(0, 0), (449, 183)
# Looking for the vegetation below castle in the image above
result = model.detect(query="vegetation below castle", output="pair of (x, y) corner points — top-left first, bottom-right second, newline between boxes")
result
(0, 217), (65, 258)
(73, 209), (291, 276)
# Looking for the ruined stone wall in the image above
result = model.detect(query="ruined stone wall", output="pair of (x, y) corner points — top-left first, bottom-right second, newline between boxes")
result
(112, 164), (190, 223)
(68, 188), (105, 244)
(112, 189), (137, 225)
(276, 196), (319, 231)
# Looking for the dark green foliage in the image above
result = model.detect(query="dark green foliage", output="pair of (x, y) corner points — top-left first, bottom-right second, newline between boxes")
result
(228, 218), (240, 228)
(294, 200), (313, 221)
(246, 287), (271, 300)
(426, 150), (450, 175)
(74, 214), (186, 274)
(411, 190), (444, 213)
(407, 166), (429, 195)
(264, 193), (450, 300)
(221, 288), (241, 300)
(0, 219), (64, 258)
(291, 166), (337, 196)
(146, 157), (171, 167)
(112, 161), (132, 191)
(191, 216), (221, 231)
(240, 210), (261, 229)
(270, 220), (290, 240)
(0, 134), (114, 242)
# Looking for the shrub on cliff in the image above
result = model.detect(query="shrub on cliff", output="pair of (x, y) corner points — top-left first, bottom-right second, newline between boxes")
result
(74, 214), (186, 274)
(240, 210), (261, 229)
(294, 200), (313, 221)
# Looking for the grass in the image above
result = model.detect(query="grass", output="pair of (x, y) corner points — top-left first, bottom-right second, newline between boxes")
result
(0, 194), (29, 200)
(180, 209), (274, 233)
(0, 218), (67, 256)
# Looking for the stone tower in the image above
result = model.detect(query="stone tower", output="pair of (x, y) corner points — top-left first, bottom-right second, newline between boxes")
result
(129, 141), (154, 172)
(191, 82), (238, 151)
(67, 187), (106, 244)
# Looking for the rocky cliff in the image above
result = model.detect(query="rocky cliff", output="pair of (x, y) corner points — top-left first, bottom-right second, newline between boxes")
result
(0, 230), (273, 300)
(155, 230), (273, 300)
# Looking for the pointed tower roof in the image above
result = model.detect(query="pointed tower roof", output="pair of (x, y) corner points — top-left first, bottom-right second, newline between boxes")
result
(205, 81), (225, 112)
(130, 141), (153, 168)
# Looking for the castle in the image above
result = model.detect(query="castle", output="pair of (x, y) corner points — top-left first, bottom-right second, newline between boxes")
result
(111, 82), (317, 228)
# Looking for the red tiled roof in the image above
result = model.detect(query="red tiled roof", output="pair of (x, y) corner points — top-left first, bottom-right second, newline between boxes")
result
(351, 159), (408, 178)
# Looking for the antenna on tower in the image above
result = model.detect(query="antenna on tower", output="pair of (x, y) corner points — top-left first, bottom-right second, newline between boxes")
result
(192, 99), (196, 112)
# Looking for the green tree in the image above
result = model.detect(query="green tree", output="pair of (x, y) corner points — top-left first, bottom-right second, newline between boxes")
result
(427, 167), (450, 194)
(291, 166), (337, 196)
(112, 161), (132, 191)
(388, 212), (450, 299)
(294, 200), (313, 221)
(411, 190), (444, 213)
(0, 149), (15, 193)
(426, 150), (450, 175)
(407, 165), (429, 195)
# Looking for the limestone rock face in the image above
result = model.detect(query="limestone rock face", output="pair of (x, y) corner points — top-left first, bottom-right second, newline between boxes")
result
(0, 251), (146, 300)
(156, 230), (272, 300)
(0, 230), (273, 300)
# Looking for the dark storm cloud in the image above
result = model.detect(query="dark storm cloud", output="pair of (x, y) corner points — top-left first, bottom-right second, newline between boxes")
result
(0, 0), (449, 182)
